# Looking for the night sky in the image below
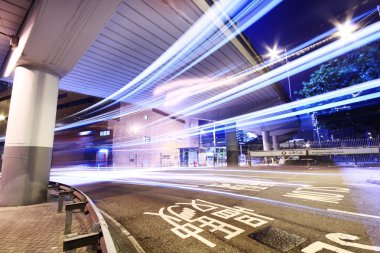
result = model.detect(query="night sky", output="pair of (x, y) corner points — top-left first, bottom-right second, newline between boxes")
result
(243, 0), (379, 98)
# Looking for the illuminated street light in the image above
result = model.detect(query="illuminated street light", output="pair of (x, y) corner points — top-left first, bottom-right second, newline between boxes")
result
(267, 46), (281, 60)
(267, 45), (292, 100)
(130, 125), (141, 134)
(336, 21), (356, 40)
(0, 115), (6, 121)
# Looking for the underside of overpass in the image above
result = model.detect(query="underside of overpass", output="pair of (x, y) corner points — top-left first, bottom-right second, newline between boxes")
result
(0, 0), (299, 206)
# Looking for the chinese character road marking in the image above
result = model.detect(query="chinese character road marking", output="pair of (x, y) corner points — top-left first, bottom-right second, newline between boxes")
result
(144, 199), (274, 247)
(302, 232), (380, 252)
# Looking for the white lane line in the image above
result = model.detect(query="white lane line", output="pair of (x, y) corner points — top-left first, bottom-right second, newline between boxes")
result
(100, 209), (146, 253)
(290, 181), (316, 184)
(250, 176), (285, 179)
(327, 209), (380, 219)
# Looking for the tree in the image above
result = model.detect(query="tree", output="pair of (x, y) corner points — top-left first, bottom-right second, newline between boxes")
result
(297, 42), (380, 98)
(236, 129), (257, 144)
(295, 42), (380, 137)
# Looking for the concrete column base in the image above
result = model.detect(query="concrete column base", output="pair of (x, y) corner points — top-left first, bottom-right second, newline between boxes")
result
(0, 146), (52, 206)
(226, 127), (239, 167)
(227, 150), (239, 167)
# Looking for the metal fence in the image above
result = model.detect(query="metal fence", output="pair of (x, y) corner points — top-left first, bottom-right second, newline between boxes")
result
(251, 138), (380, 167)
(279, 137), (380, 149)
(308, 138), (380, 149)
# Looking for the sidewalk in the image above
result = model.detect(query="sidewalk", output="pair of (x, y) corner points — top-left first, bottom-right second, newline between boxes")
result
(0, 202), (91, 253)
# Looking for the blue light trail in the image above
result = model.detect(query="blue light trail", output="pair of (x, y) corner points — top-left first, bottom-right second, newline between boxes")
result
(72, 0), (280, 116)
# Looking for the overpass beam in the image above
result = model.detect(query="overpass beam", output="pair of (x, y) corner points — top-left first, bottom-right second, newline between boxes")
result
(0, 66), (59, 206)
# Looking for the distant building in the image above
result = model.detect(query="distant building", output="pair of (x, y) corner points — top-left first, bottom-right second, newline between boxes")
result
(109, 104), (199, 168)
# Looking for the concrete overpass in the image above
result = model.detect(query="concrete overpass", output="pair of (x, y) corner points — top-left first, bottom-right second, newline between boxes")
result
(0, 0), (299, 206)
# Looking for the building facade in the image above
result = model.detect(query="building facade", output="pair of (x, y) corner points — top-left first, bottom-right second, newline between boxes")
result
(109, 105), (199, 168)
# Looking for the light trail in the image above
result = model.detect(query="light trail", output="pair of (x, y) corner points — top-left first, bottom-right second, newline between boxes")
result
(71, 0), (278, 116)
(130, 16), (380, 130)
(237, 92), (380, 129)
(165, 21), (380, 119)
(53, 17), (380, 134)
(276, 8), (376, 62)
(50, 167), (380, 225)
(101, 78), (380, 149)
(80, 58), (241, 118)
(89, 5), (374, 114)
(73, 0), (282, 117)
(112, 8), (379, 125)
(122, 0), (283, 98)
(50, 167), (310, 188)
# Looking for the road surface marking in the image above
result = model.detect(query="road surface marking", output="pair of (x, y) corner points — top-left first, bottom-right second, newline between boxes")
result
(302, 232), (380, 252)
(144, 199), (274, 247)
(284, 186), (349, 203)
(304, 187), (349, 193)
(284, 191), (344, 203)
(207, 182), (272, 192)
(326, 233), (380, 251)
(327, 209), (380, 219)
(302, 241), (353, 253)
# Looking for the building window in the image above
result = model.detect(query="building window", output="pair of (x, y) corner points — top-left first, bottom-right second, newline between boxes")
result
(144, 115), (148, 120)
(79, 130), (92, 136)
(144, 136), (151, 142)
(161, 154), (170, 159)
(100, 130), (110, 136)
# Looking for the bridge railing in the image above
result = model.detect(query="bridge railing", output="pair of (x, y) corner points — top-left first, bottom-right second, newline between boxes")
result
(49, 181), (117, 253)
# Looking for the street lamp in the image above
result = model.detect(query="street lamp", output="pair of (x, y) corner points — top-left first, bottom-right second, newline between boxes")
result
(267, 45), (292, 100)
(267, 46), (281, 60)
(336, 20), (356, 40)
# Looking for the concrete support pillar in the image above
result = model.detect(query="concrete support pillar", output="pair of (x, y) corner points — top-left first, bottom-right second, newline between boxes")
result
(0, 66), (59, 206)
(272, 135), (279, 150)
(226, 125), (239, 167)
(262, 131), (270, 151)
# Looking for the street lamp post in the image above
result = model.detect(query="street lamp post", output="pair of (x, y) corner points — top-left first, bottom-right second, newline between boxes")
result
(267, 46), (292, 100)
(284, 48), (292, 101)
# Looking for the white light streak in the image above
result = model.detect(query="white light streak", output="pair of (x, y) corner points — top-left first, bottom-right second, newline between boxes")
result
(72, 0), (262, 115)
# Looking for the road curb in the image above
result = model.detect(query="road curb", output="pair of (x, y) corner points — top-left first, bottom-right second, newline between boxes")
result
(100, 209), (146, 253)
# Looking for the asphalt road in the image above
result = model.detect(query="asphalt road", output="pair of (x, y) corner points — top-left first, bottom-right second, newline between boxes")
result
(51, 166), (380, 253)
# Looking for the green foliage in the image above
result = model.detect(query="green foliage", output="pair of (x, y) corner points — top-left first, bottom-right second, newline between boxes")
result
(296, 42), (380, 98)
(295, 42), (380, 135)
(236, 129), (256, 144)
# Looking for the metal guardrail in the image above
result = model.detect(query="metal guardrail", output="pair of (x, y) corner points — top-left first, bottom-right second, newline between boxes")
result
(49, 181), (117, 253)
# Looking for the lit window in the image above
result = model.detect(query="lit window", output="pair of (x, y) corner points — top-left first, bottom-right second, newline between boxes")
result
(100, 130), (110, 136)
(144, 115), (148, 120)
(79, 131), (92, 136)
